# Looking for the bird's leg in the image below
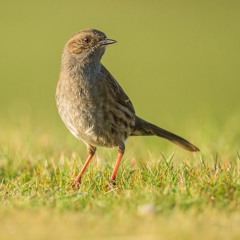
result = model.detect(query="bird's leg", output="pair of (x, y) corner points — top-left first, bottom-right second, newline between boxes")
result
(73, 145), (96, 187)
(110, 145), (125, 182)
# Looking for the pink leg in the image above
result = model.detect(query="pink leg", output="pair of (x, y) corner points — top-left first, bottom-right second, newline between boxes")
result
(73, 145), (96, 186)
(110, 150), (124, 181)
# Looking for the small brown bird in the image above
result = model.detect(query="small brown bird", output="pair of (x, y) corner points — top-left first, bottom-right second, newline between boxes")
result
(56, 28), (199, 186)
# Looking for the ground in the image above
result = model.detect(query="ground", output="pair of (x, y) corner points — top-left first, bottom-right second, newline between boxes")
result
(0, 115), (239, 239)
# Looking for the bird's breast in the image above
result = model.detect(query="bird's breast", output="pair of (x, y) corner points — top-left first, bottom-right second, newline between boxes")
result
(56, 76), (134, 147)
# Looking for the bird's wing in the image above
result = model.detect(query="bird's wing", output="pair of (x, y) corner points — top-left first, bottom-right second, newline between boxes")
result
(101, 65), (135, 114)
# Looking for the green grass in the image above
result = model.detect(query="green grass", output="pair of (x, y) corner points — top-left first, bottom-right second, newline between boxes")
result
(0, 116), (240, 239)
(1, 1), (240, 239)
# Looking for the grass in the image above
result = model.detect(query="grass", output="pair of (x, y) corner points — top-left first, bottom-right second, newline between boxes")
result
(1, 1), (240, 238)
(0, 116), (240, 239)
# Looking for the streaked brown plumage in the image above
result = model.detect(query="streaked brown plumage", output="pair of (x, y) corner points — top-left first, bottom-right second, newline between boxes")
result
(56, 28), (199, 186)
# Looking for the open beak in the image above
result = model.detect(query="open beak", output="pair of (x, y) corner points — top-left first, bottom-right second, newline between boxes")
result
(100, 38), (117, 45)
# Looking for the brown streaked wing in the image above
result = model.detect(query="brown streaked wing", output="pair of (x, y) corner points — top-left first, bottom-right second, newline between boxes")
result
(100, 65), (135, 114)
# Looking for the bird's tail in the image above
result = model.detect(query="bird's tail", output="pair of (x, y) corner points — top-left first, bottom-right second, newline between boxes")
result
(131, 116), (199, 152)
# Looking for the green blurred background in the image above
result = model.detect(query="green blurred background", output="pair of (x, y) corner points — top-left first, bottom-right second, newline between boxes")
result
(1, 1), (240, 152)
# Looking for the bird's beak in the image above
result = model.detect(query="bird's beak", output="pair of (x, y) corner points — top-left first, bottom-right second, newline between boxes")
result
(100, 38), (117, 45)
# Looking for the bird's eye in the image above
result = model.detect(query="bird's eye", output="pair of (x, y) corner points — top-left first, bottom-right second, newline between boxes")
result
(83, 37), (90, 43)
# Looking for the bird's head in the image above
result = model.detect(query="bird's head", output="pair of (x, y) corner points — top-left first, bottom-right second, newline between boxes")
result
(65, 28), (116, 62)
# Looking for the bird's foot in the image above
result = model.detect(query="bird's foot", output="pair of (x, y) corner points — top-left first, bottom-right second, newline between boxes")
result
(72, 178), (81, 189)
(109, 179), (116, 186)
(105, 178), (117, 190)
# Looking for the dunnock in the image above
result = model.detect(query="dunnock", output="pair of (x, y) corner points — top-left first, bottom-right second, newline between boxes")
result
(56, 29), (199, 186)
